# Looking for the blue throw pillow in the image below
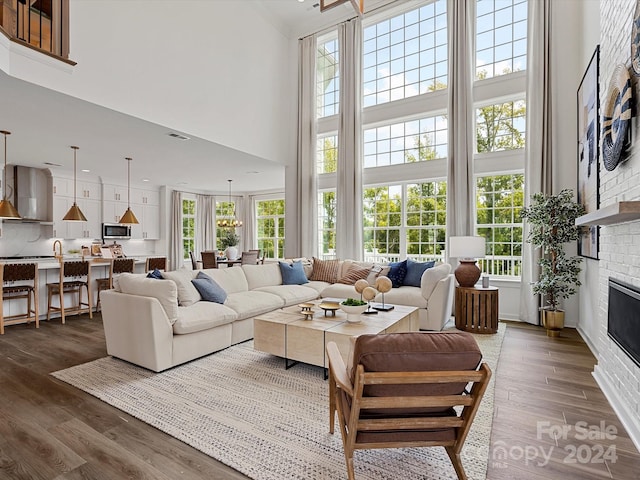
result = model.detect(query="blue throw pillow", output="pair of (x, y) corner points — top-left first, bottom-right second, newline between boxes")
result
(387, 260), (408, 288)
(279, 261), (309, 285)
(146, 268), (163, 279)
(403, 259), (436, 287)
(191, 271), (227, 304)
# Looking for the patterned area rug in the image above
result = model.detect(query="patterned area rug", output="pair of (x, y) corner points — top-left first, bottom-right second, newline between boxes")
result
(52, 324), (505, 480)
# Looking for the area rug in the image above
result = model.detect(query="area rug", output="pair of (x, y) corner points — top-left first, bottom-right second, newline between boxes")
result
(52, 324), (505, 480)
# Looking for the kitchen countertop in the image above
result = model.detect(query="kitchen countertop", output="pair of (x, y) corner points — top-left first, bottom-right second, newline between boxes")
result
(0, 257), (147, 269)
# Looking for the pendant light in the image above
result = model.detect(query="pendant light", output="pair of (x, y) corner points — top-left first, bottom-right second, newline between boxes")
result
(0, 130), (20, 218)
(63, 146), (87, 221)
(216, 179), (242, 228)
(118, 157), (139, 224)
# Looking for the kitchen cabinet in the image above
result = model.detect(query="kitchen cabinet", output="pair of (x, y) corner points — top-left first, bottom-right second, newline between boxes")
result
(52, 197), (101, 239)
(102, 183), (128, 203)
(131, 203), (160, 239)
(132, 188), (159, 206)
(53, 176), (101, 200)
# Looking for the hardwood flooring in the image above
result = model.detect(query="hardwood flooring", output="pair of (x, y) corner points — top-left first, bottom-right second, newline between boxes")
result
(0, 315), (637, 479)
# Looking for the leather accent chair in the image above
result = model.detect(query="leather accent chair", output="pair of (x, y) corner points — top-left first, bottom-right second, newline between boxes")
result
(326, 331), (491, 480)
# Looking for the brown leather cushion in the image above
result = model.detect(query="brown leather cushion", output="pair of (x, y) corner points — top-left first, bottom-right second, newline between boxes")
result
(350, 331), (482, 414)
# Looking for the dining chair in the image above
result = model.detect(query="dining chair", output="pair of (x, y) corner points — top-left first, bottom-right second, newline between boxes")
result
(249, 249), (264, 264)
(189, 251), (202, 270)
(241, 251), (259, 265)
(1, 263), (39, 334)
(201, 250), (219, 269)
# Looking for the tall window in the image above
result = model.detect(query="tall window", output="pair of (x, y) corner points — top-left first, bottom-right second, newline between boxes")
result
(318, 190), (336, 258)
(476, 174), (524, 276)
(182, 198), (195, 260)
(256, 199), (285, 259)
(363, 182), (447, 263)
(216, 200), (236, 250)
(476, 100), (526, 152)
(317, 135), (338, 174)
(363, 115), (448, 168)
(317, 37), (339, 118)
(363, 0), (447, 107)
(476, 0), (527, 79)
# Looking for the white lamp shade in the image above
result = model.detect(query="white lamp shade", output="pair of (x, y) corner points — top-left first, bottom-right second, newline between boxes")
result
(449, 236), (486, 260)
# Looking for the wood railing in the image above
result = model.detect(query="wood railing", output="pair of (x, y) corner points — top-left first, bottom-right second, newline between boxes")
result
(0, 0), (72, 63)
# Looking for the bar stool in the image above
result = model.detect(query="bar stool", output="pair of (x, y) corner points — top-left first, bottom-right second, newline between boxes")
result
(47, 260), (92, 324)
(145, 257), (167, 272)
(96, 258), (135, 311)
(1, 263), (39, 334)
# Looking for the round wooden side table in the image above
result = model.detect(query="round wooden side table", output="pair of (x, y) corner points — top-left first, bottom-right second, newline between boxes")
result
(454, 286), (499, 334)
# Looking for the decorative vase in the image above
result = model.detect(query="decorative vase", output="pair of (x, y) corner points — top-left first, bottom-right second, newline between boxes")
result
(225, 246), (238, 260)
(542, 309), (564, 337)
(340, 303), (368, 323)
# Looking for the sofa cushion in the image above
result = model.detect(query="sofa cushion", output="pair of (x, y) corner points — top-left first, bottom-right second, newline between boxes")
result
(403, 259), (436, 287)
(191, 272), (227, 304)
(173, 302), (238, 334)
(201, 267), (249, 294)
(285, 257), (314, 278)
(337, 265), (371, 285)
(321, 282), (359, 299)
(387, 260), (408, 288)
(278, 261), (309, 285)
(224, 291), (285, 319)
(376, 286), (428, 309)
(161, 269), (200, 306)
(305, 280), (332, 295)
(118, 273), (179, 324)
(366, 264), (390, 285)
(310, 257), (340, 283)
(254, 285), (318, 306)
(421, 263), (451, 298)
(242, 263), (282, 290)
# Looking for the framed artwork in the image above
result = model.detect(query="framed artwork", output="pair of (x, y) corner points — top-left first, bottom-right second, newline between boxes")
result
(577, 45), (600, 260)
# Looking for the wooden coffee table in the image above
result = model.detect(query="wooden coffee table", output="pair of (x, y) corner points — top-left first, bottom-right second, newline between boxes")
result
(253, 300), (419, 371)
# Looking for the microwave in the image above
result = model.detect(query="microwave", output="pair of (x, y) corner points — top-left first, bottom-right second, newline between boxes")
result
(103, 223), (132, 240)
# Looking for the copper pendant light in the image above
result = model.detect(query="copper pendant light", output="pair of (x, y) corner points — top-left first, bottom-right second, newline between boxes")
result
(0, 130), (21, 219)
(118, 157), (139, 224)
(62, 146), (87, 222)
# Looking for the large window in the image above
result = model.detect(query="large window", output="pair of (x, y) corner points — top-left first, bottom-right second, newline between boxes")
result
(317, 37), (339, 118)
(317, 135), (338, 174)
(216, 200), (236, 250)
(476, 0), (527, 79)
(363, 182), (447, 263)
(476, 100), (526, 153)
(363, 0), (447, 107)
(256, 199), (285, 259)
(364, 115), (447, 168)
(182, 198), (195, 260)
(318, 190), (337, 258)
(476, 174), (524, 276)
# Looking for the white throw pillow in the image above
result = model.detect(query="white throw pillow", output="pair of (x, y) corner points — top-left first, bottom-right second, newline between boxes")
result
(162, 269), (201, 306)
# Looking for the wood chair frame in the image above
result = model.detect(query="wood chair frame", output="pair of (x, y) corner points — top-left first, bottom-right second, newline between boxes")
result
(326, 341), (491, 480)
(47, 260), (92, 324)
(0, 263), (39, 334)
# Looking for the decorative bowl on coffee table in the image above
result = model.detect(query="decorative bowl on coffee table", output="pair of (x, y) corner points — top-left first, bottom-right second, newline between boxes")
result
(340, 301), (368, 323)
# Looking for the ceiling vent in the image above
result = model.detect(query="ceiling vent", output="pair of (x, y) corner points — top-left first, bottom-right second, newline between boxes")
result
(167, 132), (190, 141)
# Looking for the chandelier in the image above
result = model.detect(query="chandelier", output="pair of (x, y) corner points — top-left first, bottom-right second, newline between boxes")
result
(217, 179), (242, 228)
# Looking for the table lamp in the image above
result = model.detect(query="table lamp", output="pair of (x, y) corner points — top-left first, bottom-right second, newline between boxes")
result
(449, 236), (486, 287)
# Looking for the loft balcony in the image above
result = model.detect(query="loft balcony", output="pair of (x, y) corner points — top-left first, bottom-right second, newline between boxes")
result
(0, 0), (74, 64)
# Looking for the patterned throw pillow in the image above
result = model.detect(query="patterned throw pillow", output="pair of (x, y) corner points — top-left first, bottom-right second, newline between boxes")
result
(310, 257), (340, 283)
(337, 266), (371, 285)
(387, 260), (408, 288)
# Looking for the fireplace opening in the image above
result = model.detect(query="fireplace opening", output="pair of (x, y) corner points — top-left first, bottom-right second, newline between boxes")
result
(608, 278), (640, 368)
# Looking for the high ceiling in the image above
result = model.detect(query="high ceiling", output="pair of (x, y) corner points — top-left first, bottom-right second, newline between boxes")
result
(0, 0), (399, 194)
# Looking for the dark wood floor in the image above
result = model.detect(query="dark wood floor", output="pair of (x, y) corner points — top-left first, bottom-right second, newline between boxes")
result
(0, 315), (638, 479)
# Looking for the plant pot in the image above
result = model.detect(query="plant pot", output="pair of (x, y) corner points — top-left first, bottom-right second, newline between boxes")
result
(340, 303), (368, 323)
(542, 309), (564, 337)
(225, 246), (238, 261)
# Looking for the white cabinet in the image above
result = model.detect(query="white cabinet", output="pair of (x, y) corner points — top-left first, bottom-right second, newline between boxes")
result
(132, 188), (159, 206)
(130, 204), (160, 240)
(52, 184), (101, 240)
(103, 199), (127, 224)
(53, 176), (100, 200)
(103, 183), (128, 203)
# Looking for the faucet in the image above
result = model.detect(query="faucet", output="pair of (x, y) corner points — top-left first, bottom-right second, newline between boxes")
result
(53, 240), (63, 260)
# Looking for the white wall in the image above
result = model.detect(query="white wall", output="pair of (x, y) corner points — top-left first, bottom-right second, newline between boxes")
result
(2, 0), (294, 167)
(587, 0), (640, 450)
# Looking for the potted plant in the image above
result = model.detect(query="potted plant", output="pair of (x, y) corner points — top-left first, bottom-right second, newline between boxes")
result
(520, 189), (585, 337)
(220, 229), (240, 260)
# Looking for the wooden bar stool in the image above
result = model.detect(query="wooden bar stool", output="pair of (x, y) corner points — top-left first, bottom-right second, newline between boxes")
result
(96, 258), (135, 311)
(145, 257), (167, 272)
(47, 260), (92, 324)
(1, 263), (39, 335)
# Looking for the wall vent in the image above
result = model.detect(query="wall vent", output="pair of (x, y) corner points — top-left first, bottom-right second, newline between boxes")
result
(167, 132), (190, 141)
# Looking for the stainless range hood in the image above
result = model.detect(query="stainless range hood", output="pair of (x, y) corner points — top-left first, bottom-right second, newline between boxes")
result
(4, 165), (52, 222)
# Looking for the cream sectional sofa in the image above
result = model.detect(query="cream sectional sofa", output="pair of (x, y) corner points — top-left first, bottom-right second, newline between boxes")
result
(100, 260), (454, 372)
